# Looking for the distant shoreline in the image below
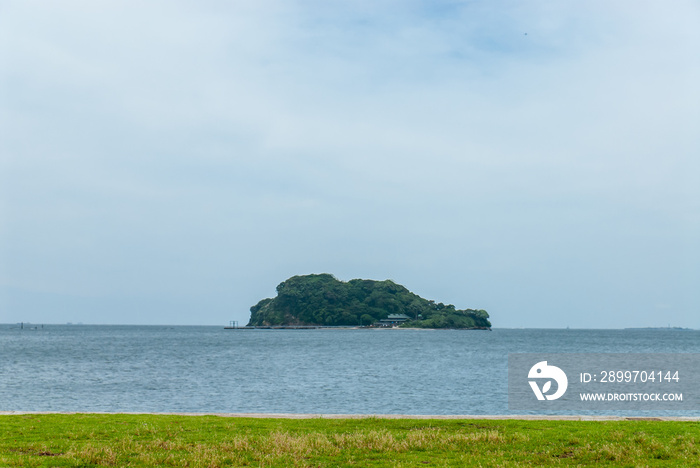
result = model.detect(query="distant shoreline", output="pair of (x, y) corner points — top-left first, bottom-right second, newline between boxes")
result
(2, 323), (696, 330)
(224, 325), (492, 330)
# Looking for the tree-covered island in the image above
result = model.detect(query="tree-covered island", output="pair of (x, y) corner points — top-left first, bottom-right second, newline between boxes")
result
(247, 274), (491, 329)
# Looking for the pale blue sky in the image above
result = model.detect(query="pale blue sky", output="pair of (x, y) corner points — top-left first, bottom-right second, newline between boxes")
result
(1, 0), (699, 327)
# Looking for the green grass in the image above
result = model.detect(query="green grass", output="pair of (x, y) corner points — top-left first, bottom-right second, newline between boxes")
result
(1, 414), (699, 467)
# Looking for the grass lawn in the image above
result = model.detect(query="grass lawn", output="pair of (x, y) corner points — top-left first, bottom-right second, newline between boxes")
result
(1, 414), (699, 467)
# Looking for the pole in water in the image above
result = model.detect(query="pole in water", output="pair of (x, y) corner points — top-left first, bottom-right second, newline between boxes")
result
(21, 322), (23, 329)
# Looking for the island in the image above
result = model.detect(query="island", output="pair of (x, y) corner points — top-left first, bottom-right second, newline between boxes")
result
(247, 274), (491, 329)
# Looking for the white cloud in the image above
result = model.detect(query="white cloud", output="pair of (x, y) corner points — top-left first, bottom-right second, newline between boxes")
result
(1, 0), (698, 326)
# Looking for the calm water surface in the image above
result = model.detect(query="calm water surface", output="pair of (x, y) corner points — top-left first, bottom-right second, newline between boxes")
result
(2, 326), (699, 415)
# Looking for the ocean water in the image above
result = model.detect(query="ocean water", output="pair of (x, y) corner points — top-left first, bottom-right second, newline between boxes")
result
(1, 325), (699, 415)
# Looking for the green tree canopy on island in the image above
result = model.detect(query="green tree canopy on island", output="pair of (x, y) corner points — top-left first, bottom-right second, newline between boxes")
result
(247, 274), (491, 329)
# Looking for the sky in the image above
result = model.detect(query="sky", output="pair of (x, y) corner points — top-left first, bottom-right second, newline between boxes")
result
(1, 0), (698, 328)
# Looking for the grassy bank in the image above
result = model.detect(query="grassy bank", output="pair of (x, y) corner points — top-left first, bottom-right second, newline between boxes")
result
(1, 414), (699, 467)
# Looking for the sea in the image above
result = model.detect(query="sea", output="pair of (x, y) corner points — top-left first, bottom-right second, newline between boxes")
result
(2, 325), (699, 416)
